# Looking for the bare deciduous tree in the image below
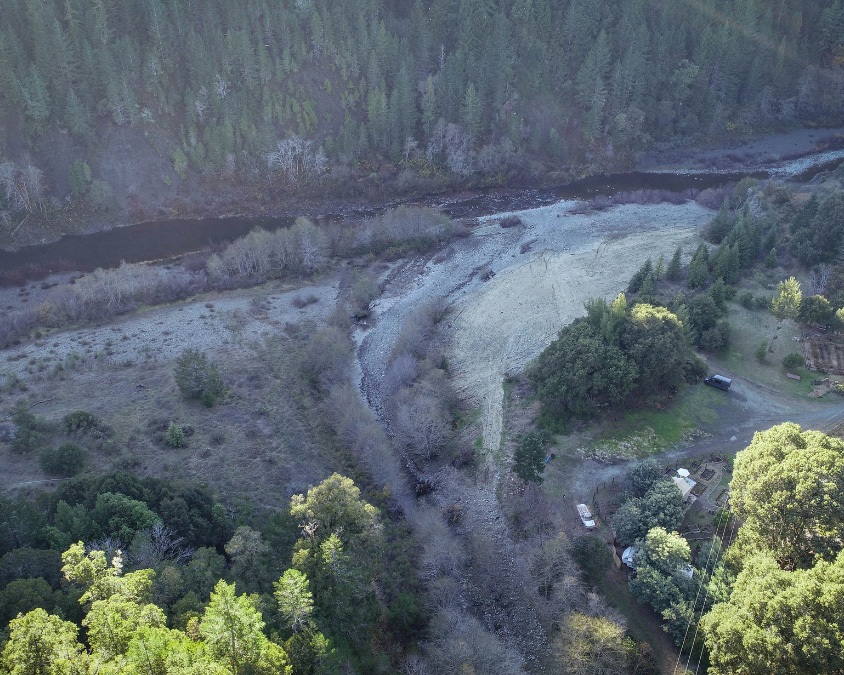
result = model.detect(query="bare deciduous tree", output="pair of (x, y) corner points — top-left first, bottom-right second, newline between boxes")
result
(394, 384), (450, 461)
(425, 607), (528, 675)
(265, 135), (328, 182)
(809, 263), (832, 295)
(130, 521), (194, 569)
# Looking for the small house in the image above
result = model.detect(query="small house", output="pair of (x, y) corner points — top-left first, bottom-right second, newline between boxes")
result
(672, 468), (697, 502)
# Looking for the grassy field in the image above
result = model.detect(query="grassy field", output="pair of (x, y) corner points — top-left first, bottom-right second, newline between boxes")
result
(0, 322), (343, 508)
(712, 299), (828, 397)
(562, 384), (724, 462)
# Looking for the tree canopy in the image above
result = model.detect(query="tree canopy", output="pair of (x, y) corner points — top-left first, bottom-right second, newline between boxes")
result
(771, 277), (802, 320)
(702, 424), (844, 673)
(1, 0), (841, 225)
(703, 551), (844, 675)
(728, 422), (844, 570)
(531, 299), (698, 424)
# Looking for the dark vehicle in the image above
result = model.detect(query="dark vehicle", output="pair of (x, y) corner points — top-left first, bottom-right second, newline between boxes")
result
(704, 374), (732, 391)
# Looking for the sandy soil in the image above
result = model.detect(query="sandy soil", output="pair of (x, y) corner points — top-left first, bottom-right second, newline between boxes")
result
(0, 281), (338, 384)
(446, 202), (711, 460)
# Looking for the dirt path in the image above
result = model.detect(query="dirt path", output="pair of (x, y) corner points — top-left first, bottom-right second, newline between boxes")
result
(564, 368), (844, 508)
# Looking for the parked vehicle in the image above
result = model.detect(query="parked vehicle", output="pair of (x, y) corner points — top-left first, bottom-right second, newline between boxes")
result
(704, 374), (732, 391)
(577, 503), (596, 529)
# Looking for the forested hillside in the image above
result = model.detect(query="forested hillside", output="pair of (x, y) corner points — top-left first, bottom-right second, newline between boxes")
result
(1, 0), (842, 225)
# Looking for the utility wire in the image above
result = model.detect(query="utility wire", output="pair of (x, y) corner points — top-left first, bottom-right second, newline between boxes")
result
(671, 503), (734, 675)
(688, 509), (741, 675)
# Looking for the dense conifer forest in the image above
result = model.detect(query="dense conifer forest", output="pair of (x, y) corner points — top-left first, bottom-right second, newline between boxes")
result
(1, 0), (843, 223)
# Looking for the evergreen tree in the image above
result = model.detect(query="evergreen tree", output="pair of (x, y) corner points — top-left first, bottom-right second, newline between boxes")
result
(771, 276), (802, 320)
(513, 430), (549, 484)
(687, 244), (710, 289)
(461, 81), (482, 138)
(665, 246), (683, 281)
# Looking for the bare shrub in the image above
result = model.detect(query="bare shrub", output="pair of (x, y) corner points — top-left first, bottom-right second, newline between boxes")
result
(129, 522), (194, 569)
(291, 294), (319, 309)
(383, 353), (419, 398)
(349, 271), (379, 318)
(207, 219), (328, 283)
(0, 309), (36, 347)
(322, 219), (357, 258)
(410, 508), (467, 583)
(67, 263), (206, 321)
(425, 607), (528, 675)
(393, 382), (451, 461)
(402, 653), (432, 675)
(696, 184), (734, 209)
(809, 263), (832, 295)
(585, 188), (699, 212)
(353, 207), (454, 255)
(520, 238), (538, 254)
(265, 135), (328, 182)
(427, 121), (476, 176)
(322, 383), (409, 505)
(392, 300), (446, 362)
(289, 217), (328, 273)
(475, 138), (519, 175)
(533, 533), (575, 601)
(551, 612), (629, 675)
(299, 326), (351, 390)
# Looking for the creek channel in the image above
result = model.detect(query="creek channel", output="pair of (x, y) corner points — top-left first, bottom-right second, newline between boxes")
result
(0, 169), (770, 279)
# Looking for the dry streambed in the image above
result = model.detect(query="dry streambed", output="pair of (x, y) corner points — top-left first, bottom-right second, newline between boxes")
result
(357, 199), (715, 474)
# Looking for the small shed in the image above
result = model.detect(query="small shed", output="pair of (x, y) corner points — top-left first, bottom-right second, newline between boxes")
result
(622, 546), (636, 568)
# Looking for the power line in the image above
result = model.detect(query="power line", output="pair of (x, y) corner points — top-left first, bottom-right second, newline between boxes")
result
(688, 509), (741, 675)
(671, 504), (734, 675)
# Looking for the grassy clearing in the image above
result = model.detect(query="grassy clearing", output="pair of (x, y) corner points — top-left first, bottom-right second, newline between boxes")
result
(540, 452), (582, 499)
(0, 330), (340, 507)
(713, 300), (820, 397)
(574, 385), (722, 462)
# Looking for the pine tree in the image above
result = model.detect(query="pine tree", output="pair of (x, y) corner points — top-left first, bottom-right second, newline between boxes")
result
(420, 75), (437, 139)
(64, 88), (91, 138)
(513, 431), (550, 484)
(461, 81), (482, 138)
(687, 244), (710, 289)
(665, 246), (683, 281)
(21, 64), (51, 131)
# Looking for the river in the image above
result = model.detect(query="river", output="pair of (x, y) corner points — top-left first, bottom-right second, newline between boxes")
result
(0, 153), (840, 280)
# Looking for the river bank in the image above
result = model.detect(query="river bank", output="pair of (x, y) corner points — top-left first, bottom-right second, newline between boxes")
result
(2, 126), (842, 260)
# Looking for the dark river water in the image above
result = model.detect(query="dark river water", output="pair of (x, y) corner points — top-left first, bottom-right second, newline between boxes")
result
(0, 166), (815, 280)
